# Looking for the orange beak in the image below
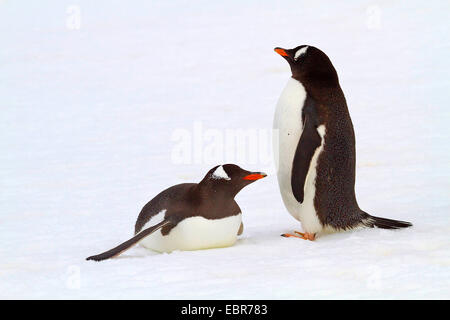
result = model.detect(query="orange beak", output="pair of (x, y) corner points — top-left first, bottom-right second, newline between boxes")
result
(243, 173), (267, 181)
(274, 48), (289, 57)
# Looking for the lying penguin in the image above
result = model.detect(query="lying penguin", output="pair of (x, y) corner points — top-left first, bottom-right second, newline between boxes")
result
(86, 164), (266, 261)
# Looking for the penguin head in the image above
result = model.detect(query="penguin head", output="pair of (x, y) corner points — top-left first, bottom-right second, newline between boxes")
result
(202, 164), (267, 196)
(274, 45), (338, 84)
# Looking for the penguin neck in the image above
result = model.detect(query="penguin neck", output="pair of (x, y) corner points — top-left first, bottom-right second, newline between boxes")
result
(290, 75), (345, 111)
(196, 178), (241, 201)
(292, 73), (340, 95)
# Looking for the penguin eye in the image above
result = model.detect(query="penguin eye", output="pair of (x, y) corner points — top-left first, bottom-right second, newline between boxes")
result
(294, 46), (309, 61)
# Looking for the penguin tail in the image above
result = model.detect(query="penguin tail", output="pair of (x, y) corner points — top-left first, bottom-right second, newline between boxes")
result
(363, 212), (412, 230)
(86, 219), (171, 262)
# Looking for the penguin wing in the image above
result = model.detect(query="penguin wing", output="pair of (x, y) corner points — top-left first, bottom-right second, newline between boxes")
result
(291, 100), (321, 203)
(86, 219), (173, 262)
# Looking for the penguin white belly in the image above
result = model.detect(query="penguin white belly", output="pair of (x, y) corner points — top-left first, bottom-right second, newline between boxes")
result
(273, 78), (325, 234)
(139, 213), (242, 253)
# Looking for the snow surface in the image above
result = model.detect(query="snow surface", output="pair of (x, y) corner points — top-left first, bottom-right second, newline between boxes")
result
(1, 0), (449, 299)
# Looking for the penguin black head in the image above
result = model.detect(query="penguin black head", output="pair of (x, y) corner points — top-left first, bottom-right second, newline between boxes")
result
(201, 164), (267, 197)
(274, 45), (338, 85)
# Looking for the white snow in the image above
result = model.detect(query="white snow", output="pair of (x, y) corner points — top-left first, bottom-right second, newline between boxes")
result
(0, 0), (449, 299)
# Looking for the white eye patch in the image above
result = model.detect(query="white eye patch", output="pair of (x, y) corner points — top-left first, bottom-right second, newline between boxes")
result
(294, 46), (309, 61)
(212, 165), (231, 180)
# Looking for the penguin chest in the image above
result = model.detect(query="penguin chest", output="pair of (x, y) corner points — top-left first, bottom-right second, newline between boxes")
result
(139, 213), (242, 253)
(273, 78), (324, 233)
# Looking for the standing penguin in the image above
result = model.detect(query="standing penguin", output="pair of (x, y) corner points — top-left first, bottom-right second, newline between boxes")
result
(273, 45), (411, 240)
(86, 164), (266, 261)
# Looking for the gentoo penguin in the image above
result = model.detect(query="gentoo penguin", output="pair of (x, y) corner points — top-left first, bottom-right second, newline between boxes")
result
(273, 45), (412, 240)
(86, 164), (266, 261)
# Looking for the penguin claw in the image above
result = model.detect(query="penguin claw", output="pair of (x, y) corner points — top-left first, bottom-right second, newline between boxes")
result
(281, 233), (303, 239)
(281, 231), (316, 241)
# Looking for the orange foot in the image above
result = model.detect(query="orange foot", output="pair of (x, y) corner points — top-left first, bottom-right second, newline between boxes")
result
(281, 231), (316, 241)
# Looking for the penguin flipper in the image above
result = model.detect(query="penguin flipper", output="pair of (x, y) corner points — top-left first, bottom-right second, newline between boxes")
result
(86, 219), (172, 262)
(291, 113), (321, 203)
(237, 222), (244, 235)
